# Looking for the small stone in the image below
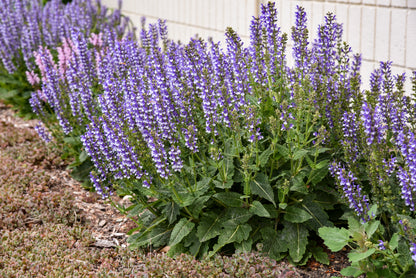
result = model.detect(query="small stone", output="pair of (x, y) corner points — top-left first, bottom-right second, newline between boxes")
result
(93, 239), (116, 248)
(98, 220), (106, 227)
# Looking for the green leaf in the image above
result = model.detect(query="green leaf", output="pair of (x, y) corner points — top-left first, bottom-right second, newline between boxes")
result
(260, 227), (288, 259)
(348, 216), (365, 242)
(250, 173), (276, 207)
(128, 226), (171, 249)
(302, 199), (333, 231)
(213, 192), (244, 207)
(234, 239), (253, 253)
(196, 212), (223, 242)
(398, 238), (414, 266)
(249, 200), (271, 218)
(290, 174), (308, 194)
(169, 218), (195, 247)
(259, 147), (274, 167)
(315, 159), (329, 169)
(276, 144), (290, 157)
(162, 202), (180, 224)
(292, 149), (309, 160)
(213, 179), (233, 189)
(318, 226), (350, 252)
(316, 147), (331, 154)
(282, 222), (309, 263)
(348, 248), (376, 263)
(208, 224), (252, 257)
(171, 187), (194, 207)
(195, 177), (211, 196)
(167, 243), (185, 257)
(310, 246), (329, 265)
(340, 265), (365, 277)
(364, 220), (380, 238)
(223, 208), (253, 226)
(389, 233), (399, 250)
(308, 166), (329, 186)
(79, 150), (88, 163)
(189, 195), (211, 219)
(284, 206), (313, 223)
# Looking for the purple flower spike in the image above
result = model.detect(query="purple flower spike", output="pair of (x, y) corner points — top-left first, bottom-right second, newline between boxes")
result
(329, 162), (370, 222)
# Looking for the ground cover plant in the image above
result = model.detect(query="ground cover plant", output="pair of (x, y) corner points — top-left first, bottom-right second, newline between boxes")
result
(1, 0), (416, 276)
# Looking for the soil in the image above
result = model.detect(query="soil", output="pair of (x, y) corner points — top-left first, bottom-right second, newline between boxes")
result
(0, 101), (353, 277)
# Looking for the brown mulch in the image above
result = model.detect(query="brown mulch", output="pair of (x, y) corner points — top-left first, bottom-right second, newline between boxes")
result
(0, 101), (352, 277)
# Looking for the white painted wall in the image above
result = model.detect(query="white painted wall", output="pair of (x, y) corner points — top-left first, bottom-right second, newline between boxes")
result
(102, 0), (416, 91)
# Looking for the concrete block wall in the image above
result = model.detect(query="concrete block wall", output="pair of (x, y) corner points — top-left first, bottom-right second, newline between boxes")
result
(101, 0), (416, 91)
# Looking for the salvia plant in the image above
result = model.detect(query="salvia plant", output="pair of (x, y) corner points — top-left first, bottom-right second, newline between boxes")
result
(2, 0), (416, 276)
(0, 0), (134, 117)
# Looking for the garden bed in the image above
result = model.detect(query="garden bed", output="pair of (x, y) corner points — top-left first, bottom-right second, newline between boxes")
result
(0, 101), (351, 277)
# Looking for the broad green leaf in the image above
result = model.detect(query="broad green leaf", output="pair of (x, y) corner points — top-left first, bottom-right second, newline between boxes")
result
(316, 147), (331, 154)
(348, 248), (376, 263)
(302, 200), (333, 231)
(162, 201), (180, 224)
(189, 195), (211, 219)
(167, 243), (185, 257)
(169, 218), (195, 247)
(276, 144), (290, 157)
(195, 177), (211, 195)
(79, 151), (88, 163)
(389, 233), (399, 250)
(318, 226), (350, 252)
(283, 222), (309, 263)
(171, 187), (194, 207)
(234, 238), (253, 253)
(310, 246), (329, 265)
(250, 173), (276, 206)
(292, 149), (309, 160)
(128, 226), (171, 249)
(364, 220), (380, 238)
(315, 159), (329, 169)
(308, 166), (328, 186)
(196, 212), (222, 242)
(290, 171), (308, 194)
(340, 266), (365, 277)
(223, 155), (235, 178)
(347, 216), (366, 242)
(184, 232), (202, 256)
(213, 192), (244, 207)
(305, 155), (315, 168)
(223, 207), (253, 226)
(208, 224), (252, 257)
(249, 200), (271, 218)
(259, 147), (274, 167)
(398, 238), (414, 266)
(284, 206), (312, 223)
(260, 226), (288, 259)
(213, 179), (233, 189)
